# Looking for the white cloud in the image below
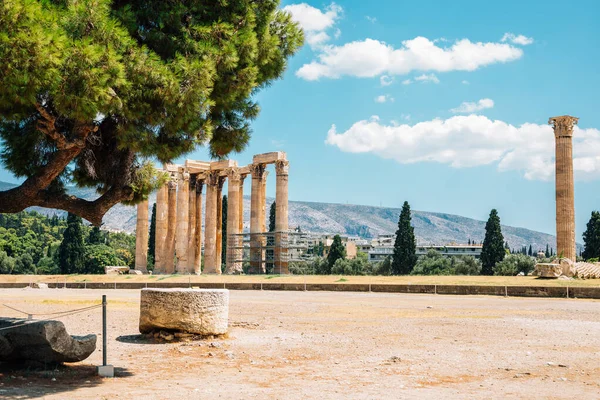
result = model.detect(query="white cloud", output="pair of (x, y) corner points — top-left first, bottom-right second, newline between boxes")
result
(501, 33), (534, 45)
(380, 75), (394, 86)
(325, 115), (600, 181)
(462, 80), (470, 85)
(414, 73), (440, 84)
(450, 98), (494, 113)
(283, 3), (342, 50)
(366, 16), (377, 23)
(402, 79), (412, 85)
(374, 95), (394, 103)
(296, 36), (524, 80)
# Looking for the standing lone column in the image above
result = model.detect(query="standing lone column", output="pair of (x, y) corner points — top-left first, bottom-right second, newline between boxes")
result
(154, 182), (169, 273)
(215, 176), (225, 272)
(175, 169), (190, 273)
(550, 115), (578, 263)
(204, 172), (220, 274)
(249, 164), (266, 274)
(193, 178), (204, 275)
(165, 180), (178, 274)
(135, 200), (149, 273)
(226, 168), (242, 274)
(274, 160), (290, 274)
(187, 175), (197, 274)
(239, 175), (246, 233)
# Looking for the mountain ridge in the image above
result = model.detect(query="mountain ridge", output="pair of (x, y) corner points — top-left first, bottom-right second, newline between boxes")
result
(0, 181), (572, 251)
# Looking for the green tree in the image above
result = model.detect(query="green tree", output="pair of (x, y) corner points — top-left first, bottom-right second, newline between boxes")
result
(147, 202), (156, 269)
(269, 201), (276, 232)
(528, 245), (533, 257)
(0, 0), (303, 224)
(411, 250), (452, 275)
(57, 213), (86, 274)
(221, 195), (228, 268)
(493, 254), (535, 276)
(84, 244), (125, 274)
(392, 201), (417, 275)
(15, 253), (35, 274)
(481, 209), (505, 275)
(545, 244), (550, 258)
(452, 255), (482, 275)
(582, 211), (600, 260)
(87, 226), (103, 245)
(327, 235), (346, 273)
(0, 250), (16, 274)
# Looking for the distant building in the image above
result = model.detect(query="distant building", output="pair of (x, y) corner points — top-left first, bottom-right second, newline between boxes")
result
(368, 244), (483, 263)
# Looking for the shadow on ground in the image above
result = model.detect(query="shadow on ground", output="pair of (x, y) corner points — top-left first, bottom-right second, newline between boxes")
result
(0, 363), (133, 399)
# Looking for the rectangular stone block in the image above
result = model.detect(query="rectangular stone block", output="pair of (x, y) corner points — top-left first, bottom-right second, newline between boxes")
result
(210, 160), (237, 170)
(252, 151), (286, 164)
(97, 365), (114, 378)
(185, 160), (211, 173)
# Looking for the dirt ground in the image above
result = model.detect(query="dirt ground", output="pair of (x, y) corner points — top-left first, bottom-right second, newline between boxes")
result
(0, 289), (599, 399)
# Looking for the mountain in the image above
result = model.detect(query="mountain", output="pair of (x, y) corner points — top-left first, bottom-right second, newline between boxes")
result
(0, 181), (570, 251)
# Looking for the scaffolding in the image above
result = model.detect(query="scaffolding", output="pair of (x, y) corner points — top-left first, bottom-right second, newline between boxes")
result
(227, 231), (311, 274)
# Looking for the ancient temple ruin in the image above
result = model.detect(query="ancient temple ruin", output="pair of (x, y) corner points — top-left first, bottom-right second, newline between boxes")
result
(134, 152), (289, 274)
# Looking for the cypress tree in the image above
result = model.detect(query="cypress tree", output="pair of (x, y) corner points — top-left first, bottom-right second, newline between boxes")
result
(545, 244), (550, 258)
(148, 203), (157, 265)
(528, 245), (533, 257)
(392, 201), (417, 275)
(327, 235), (346, 273)
(582, 211), (600, 260)
(269, 201), (276, 232)
(221, 195), (228, 267)
(57, 213), (86, 274)
(87, 226), (103, 245)
(481, 209), (505, 275)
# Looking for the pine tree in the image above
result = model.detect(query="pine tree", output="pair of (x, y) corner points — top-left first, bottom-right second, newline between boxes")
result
(327, 235), (346, 273)
(481, 209), (505, 275)
(221, 195), (228, 267)
(57, 213), (86, 274)
(269, 202), (276, 232)
(147, 203), (157, 266)
(392, 201), (417, 275)
(0, 1), (303, 223)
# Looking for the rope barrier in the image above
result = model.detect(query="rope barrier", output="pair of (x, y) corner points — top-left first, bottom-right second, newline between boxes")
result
(3, 303), (102, 317)
(0, 304), (102, 331)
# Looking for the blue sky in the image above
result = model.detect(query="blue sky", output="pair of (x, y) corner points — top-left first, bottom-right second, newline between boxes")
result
(1, 0), (599, 240)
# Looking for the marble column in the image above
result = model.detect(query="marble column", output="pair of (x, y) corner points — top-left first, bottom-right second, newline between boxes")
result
(193, 178), (204, 275)
(215, 176), (225, 272)
(187, 175), (197, 274)
(175, 169), (190, 273)
(249, 164), (266, 274)
(135, 200), (149, 273)
(238, 175), (246, 232)
(225, 168), (242, 274)
(165, 180), (177, 274)
(274, 160), (290, 274)
(154, 183), (169, 274)
(203, 172), (219, 274)
(550, 115), (578, 262)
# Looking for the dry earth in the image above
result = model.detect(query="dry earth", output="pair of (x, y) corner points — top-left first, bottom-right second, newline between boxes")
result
(0, 288), (599, 399)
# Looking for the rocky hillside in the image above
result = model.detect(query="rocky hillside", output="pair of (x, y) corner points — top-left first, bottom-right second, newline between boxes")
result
(0, 181), (569, 251)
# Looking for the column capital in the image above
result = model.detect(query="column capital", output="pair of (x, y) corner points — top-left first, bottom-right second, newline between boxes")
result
(249, 163), (266, 178)
(275, 159), (290, 175)
(206, 171), (219, 186)
(226, 167), (242, 182)
(167, 180), (177, 190)
(549, 115), (579, 138)
(217, 175), (226, 191)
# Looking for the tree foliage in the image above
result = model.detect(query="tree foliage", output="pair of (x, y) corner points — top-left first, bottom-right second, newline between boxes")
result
(57, 213), (86, 274)
(269, 201), (276, 232)
(481, 209), (505, 275)
(0, 210), (135, 274)
(326, 235), (346, 273)
(0, 0), (303, 224)
(392, 201), (417, 275)
(492, 254), (535, 276)
(582, 211), (600, 261)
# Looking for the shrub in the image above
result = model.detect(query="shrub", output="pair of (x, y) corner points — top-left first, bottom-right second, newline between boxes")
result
(493, 254), (535, 276)
(452, 256), (481, 275)
(411, 250), (453, 275)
